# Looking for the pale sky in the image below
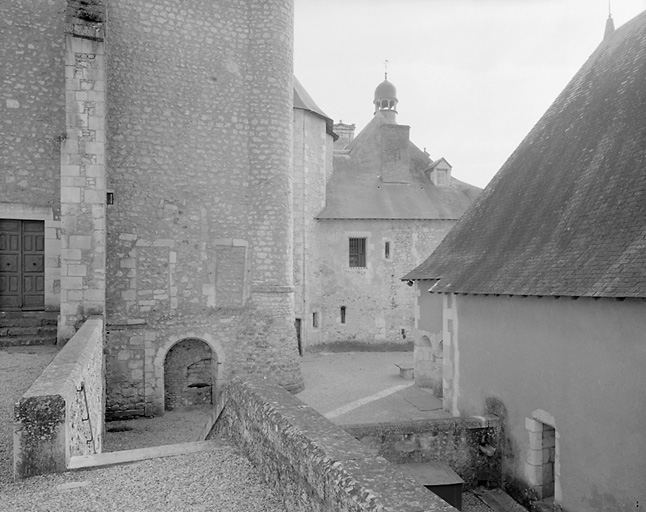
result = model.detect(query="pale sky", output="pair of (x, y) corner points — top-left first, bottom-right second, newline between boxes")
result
(294, 0), (646, 189)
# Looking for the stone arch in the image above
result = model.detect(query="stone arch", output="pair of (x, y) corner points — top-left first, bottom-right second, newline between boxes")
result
(432, 337), (444, 399)
(153, 332), (225, 415)
(414, 331), (434, 389)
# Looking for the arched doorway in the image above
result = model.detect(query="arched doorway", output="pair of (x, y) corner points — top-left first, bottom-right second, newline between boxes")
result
(164, 338), (217, 411)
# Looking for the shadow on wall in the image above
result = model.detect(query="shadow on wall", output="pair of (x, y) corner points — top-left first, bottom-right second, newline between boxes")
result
(484, 397), (540, 509)
(164, 338), (217, 411)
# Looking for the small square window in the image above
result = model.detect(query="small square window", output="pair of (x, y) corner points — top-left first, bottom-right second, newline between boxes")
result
(349, 238), (366, 267)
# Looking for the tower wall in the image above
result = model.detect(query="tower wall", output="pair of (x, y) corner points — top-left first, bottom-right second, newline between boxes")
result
(103, 0), (302, 417)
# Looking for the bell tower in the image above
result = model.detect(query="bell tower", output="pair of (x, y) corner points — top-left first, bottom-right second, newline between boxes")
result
(373, 63), (398, 122)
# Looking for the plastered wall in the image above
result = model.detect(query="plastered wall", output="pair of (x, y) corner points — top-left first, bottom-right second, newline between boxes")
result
(445, 294), (646, 512)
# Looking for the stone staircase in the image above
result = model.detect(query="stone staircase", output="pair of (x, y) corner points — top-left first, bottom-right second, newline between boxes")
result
(0, 312), (58, 347)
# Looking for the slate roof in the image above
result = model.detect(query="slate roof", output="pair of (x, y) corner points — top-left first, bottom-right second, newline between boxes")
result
(293, 76), (337, 140)
(404, 11), (646, 298)
(317, 113), (480, 220)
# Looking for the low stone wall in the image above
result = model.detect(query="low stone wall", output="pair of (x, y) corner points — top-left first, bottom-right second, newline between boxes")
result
(14, 316), (105, 479)
(218, 375), (457, 511)
(344, 416), (501, 489)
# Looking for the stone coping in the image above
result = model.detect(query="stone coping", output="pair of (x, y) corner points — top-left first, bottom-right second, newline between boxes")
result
(225, 375), (459, 511)
(23, 316), (103, 399)
(343, 415), (501, 437)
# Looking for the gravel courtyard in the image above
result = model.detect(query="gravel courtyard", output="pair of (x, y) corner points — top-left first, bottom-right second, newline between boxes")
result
(0, 346), (286, 511)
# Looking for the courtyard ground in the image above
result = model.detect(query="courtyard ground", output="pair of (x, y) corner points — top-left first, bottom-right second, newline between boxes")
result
(0, 347), (507, 511)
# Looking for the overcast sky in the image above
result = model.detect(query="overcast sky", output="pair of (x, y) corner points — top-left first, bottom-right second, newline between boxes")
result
(294, 0), (646, 189)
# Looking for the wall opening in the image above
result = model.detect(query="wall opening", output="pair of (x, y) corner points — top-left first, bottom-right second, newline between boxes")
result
(295, 318), (302, 356)
(312, 311), (319, 329)
(164, 338), (217, 411)
(540, 423), (556, 499)
(525, 413), (559, 503)
(384, 241), (391, 259)
(340, 306), (346, 324)
(349, 237), (366, 267)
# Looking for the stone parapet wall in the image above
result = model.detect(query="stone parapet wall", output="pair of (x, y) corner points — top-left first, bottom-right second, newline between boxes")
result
(14, 316), (105, 480)
(219, 375), (457, 511)
(345, 416), (501, 489)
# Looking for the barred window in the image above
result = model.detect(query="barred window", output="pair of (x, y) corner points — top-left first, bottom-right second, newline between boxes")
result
(349, 238), (366, 267)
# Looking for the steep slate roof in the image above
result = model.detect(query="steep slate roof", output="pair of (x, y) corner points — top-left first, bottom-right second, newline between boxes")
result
(404, 11), (646, 298)
(317, 113), (480, 220)
(294, 76), (337, 140)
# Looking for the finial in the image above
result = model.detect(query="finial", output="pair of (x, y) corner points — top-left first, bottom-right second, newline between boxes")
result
(604, 2), (615, 40)
(384, 59), (388, 80)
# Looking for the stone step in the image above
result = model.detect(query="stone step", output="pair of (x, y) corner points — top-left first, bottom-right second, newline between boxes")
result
(0, 335), (57, 348)
(68, 441), (223, 471)
(0, 313), (58, 328)
(473, 488), (530, 512)
(0, 325), (58, 337)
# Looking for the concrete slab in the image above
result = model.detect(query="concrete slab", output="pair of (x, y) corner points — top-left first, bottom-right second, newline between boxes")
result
(402, 386), (443, 411)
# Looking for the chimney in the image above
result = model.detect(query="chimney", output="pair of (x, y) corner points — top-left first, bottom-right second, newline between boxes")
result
(380, 124), (410, 183)
(333, 122), (355, 150)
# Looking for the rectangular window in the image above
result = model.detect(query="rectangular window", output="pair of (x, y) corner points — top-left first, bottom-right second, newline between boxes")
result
(349, 238), (366, 267)
(384, 241), (391, 259)
(312, 312), (319, 328)
(340, 306), (346, 324)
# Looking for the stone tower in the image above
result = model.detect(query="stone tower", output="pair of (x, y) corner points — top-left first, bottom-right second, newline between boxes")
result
(1, 0), (303, 420)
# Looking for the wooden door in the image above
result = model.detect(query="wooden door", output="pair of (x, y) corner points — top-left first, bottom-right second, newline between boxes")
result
(0, 220), (45, 310)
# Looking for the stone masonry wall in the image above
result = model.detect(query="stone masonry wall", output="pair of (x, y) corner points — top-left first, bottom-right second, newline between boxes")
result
(104, 0), (302, 417)
(0, 0), (66, 216)
(345, 417), (502, 490)
(305, 218), (456, 349)
(0, 2), (67, 312)
(218, 375), (457, 512)
(14, 316), (104, 479)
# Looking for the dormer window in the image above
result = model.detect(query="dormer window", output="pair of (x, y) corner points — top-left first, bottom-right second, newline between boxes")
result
(427, 158), (452, 187)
